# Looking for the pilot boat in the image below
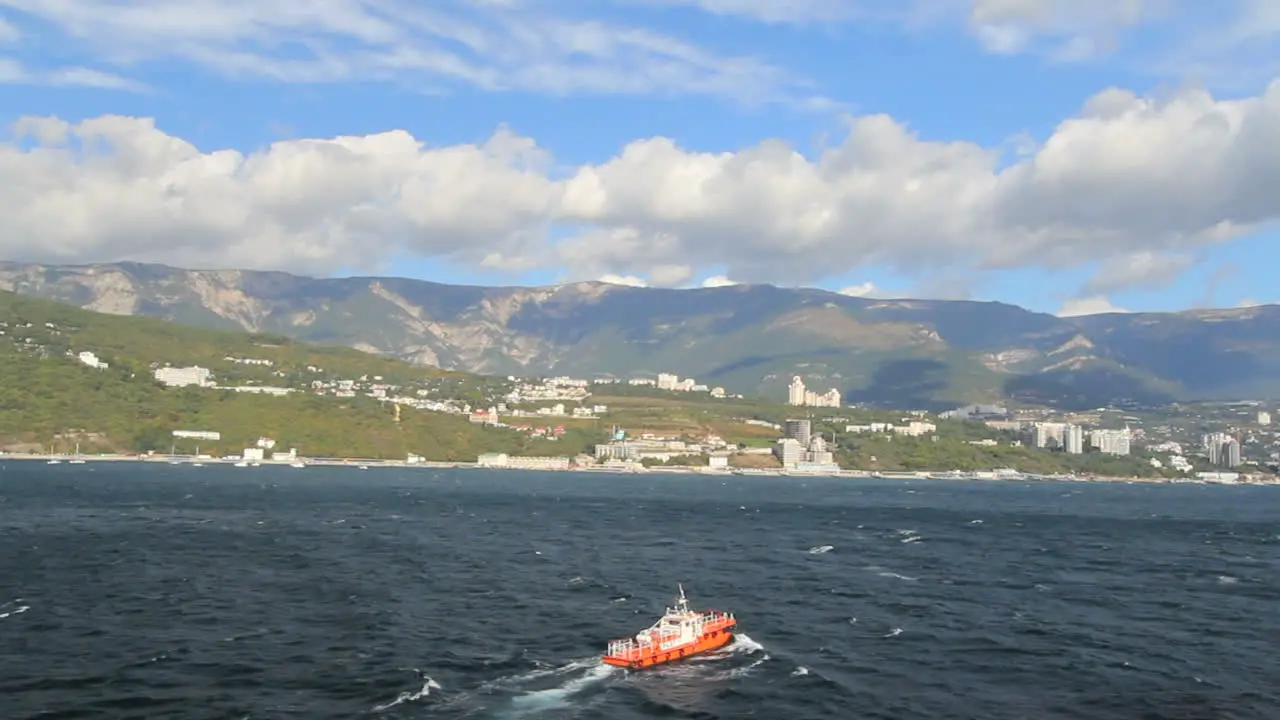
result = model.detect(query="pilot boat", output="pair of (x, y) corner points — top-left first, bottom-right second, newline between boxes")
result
(602, 585), (736, 669)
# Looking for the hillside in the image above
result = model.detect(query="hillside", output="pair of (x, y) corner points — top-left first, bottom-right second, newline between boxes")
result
(0, 291), (559, 459)
(3, 261), (1280, 410)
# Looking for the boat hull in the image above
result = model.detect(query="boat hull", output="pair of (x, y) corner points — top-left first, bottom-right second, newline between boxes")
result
(602, 625), (736, 669)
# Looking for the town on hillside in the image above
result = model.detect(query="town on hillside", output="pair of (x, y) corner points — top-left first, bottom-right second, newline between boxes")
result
(4, 317), (1276, 485)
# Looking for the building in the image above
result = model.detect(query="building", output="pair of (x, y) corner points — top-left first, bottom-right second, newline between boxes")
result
(786, 376), (841, 407)
(1032, 422), (1066, 449)
(173, 430), (220, 441)
(940, 404), (1009, 420)
(477, 452), (509, 467)
(784, 419), (812, 446)
(773, 433), (837, 470)
(77, 351), (108, 369)
(788, 376), (806, 405)
(1090, 428), (1131, 456)
(1258, 411), (1272, 426)
(773, 438), (805, 467)
(506, 456), (571, 470)
(154, 365), (212, 387)
(806, 435), (834, 465)
(1204, 432), (1242, 468)
(1064, 425), (1085, 454)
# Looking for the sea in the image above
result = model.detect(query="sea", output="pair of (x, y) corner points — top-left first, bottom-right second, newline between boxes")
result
(1, 464), (1277, 719)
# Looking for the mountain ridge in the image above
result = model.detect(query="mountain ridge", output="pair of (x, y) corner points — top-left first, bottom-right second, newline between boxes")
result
(3, 260), (1278, 409)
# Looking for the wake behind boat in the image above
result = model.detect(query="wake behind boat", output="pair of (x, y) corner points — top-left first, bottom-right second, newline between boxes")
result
(602, 585), (736, 669)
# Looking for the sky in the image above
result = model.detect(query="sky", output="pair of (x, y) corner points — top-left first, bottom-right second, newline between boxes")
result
(1, 0), (1278, 316)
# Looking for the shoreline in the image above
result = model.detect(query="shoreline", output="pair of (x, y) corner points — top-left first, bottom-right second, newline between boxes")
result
(3, 452), (1274, 485)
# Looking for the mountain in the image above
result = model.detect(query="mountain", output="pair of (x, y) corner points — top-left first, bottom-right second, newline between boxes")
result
(0, 289), (562, 459)
(3, 261), (1279, 410)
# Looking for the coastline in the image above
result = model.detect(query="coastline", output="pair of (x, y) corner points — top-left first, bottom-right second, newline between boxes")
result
(3, 452), (1275, 485)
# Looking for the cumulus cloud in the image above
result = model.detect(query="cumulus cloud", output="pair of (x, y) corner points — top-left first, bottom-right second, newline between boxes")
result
(2, 80), (1279, 291)
(1057, 296), (1130, 316)
(598, 274), (648, 286)
(838, 282), (879, 297)
(701, 275), (738, 287)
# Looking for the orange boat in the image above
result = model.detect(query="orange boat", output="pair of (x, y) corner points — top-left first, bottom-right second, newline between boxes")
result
(602, 585), (737, 669)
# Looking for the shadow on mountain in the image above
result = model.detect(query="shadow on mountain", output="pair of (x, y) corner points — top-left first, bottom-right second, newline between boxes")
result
(1003, 370), (1176, 411)
(703, 348), (850, 379)
(844, 358), (954, 410)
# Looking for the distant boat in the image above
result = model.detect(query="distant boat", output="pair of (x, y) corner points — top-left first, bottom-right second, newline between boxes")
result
(602, 585), (737, 669)
(69, 442), (86, 464)
(233, 460), (249, 468)
(289, 460), (306, 468)
(357, 465), (369, 470)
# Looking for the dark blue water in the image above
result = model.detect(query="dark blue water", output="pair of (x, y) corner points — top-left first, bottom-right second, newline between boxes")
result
(1, 464), (1277, 719)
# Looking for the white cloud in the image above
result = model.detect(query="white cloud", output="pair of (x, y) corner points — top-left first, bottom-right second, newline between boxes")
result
(701, 275), (738, 287)
(968, 0), (1157, 58)
(621, 0), (862, 23)
(2, 80), (1279, 292)
(0, 0), (803, 103)
(598, 273), (648, 286)
(837, 282), (878, 297)
(1083, 250), (1196, 294)
(0, 56), (147, 91)
(0, 17), (20, 43)
(1057, 296), (1130, 316)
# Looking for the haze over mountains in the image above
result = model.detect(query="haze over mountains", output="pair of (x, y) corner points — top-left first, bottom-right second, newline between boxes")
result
(2, 261), (1278, 410)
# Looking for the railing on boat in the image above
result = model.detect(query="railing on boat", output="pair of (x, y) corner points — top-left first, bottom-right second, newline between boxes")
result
(605, 611), (735, 660)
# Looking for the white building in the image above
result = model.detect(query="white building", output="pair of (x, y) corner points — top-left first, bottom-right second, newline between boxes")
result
(1064, 425), (1085, 454)
(1258, 411), (1272, 426)
(787, 376), (841, 407)
(154, 365), (212, 387)
(1090, 428), (1131, 456)
(773, 438), (805, 467)
(77, 351), (108, 369)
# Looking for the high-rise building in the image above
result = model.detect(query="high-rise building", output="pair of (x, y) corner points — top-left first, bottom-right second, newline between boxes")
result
(773, 438), (805, 467)
(788, 376), (806, 405)
(784, 419), (812, 446)
(786, 375), (841, 407)
(1258, 411), (1272, 426)
(1204, 432), (1235, 466)
(1064, 425), (1084, 454)
(1089, 427), (1131, 455)
(1032, 422), (1066, 449)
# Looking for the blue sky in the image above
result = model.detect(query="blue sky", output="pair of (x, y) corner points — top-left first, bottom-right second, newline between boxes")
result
(1, 0), (1277, 315)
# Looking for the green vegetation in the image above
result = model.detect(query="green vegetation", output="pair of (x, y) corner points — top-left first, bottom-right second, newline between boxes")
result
(0, 291), (573, 459)
(1, 290), (1253, 476)
(833, 432), (1167, 477)
(583, 388), (1174, 476)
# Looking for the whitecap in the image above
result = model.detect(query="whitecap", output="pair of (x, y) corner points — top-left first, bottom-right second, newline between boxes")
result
(372, 672), (441, 712)
(506, 662), (617, 715)
(0, 605), (29, 619)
